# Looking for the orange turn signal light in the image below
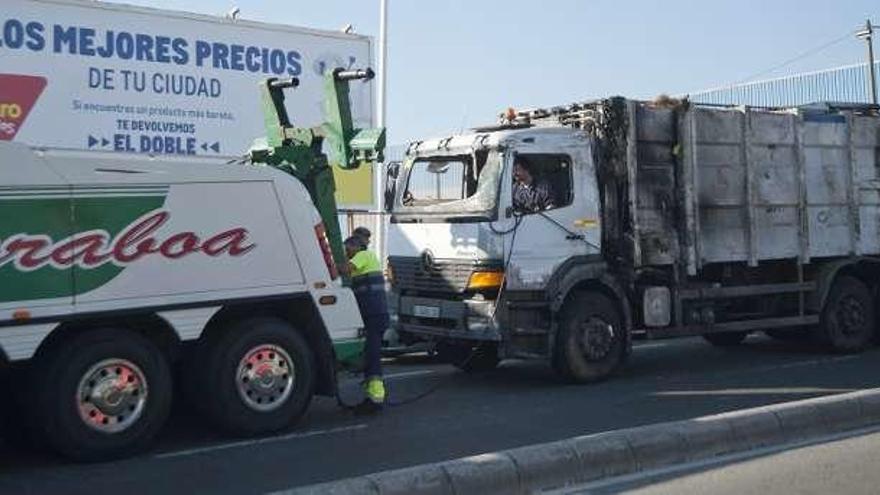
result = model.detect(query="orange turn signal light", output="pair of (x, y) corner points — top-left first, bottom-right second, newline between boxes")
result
(467, 271), (504, 291)
(318, 295), (337, 306)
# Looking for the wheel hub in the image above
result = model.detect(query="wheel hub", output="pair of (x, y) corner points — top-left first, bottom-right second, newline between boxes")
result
(236, 344), (295, 412)
(837, 296), (867, 336)
(579, 317), (616, 360)
(77, 359), (148, 434)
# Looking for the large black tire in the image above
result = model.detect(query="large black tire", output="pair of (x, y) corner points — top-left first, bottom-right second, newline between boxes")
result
(702, 331), (749, 347)
(553, 292), (626, 383)
(437, 342), (500, 373)
(815, 276), (875, 353)
(30, 328), (172, 461)
(194, 317), (315, 435)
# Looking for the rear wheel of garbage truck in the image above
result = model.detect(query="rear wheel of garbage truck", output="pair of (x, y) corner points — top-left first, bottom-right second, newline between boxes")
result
(814, 276), (875, 354)
(553, 292), (626, 383)
(31, 328), (172, 461)
(195, 317), (315, 435)
(702, 331), (749, 347)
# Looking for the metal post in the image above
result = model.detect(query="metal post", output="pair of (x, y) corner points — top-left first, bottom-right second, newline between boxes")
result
(857, 19), (878, 105)
(375, 0), (388, 263)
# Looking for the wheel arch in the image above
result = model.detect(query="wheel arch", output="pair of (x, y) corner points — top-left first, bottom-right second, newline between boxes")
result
(545, 258), (632, 357)
(34, 313), (181, 364)
(808, 258), (880, 312)
(546, 259), (632, 332)
(198, 295), (337, 396)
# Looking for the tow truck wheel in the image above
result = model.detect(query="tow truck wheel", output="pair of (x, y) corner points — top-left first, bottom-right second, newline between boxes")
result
(554, 292), (626, 383)
(815, 276), (875, 353)
(195, 317), (315, 435)
(31, 328), (172, 461)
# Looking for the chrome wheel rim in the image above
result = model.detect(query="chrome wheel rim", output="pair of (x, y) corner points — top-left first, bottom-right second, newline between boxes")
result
(236, 344), (295, 412)
(77, 358), (148, 434)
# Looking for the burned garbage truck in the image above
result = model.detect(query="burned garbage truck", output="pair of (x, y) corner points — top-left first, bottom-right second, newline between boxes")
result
(386, 99), (880, 382)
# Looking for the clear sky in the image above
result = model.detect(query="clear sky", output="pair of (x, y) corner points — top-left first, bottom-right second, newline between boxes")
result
(120, 0), (877, 145)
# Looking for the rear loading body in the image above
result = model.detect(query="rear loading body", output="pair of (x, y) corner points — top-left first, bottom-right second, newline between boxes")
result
(387, 99), (880, 379)
(0, 141), (362, 460)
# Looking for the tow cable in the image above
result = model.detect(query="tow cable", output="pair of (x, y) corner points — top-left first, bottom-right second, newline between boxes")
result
(335, 212), (521, 412)
(334, 344), (487, 412)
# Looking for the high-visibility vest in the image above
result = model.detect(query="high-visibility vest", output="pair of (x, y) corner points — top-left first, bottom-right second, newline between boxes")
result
(350, 250), (388, 316)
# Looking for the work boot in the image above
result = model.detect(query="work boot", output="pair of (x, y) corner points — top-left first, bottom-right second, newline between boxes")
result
(363, 376), (386, 404)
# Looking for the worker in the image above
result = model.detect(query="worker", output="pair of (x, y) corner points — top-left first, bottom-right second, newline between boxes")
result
(342, 235), (388, 413)
(353, 226), (372, 250)
(512, 158), (555, 212)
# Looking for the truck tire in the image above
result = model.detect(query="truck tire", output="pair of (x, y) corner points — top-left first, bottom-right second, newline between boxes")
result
(195, 317), (315, 435)
(553, 292), (626, 383)
(702, 331), (749, 347)
(31, 328), (172, 461)
(437, 342), (500, 373)
(815, 276), (875, 353)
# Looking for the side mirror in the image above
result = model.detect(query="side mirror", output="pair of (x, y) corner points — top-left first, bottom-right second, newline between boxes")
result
(384, 161), (401, 212)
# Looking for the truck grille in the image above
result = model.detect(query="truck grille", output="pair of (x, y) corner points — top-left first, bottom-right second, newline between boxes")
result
(388, 256), (500, 294)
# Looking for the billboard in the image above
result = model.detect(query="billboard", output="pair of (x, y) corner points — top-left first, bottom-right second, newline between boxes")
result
(0, 0), (375, 206)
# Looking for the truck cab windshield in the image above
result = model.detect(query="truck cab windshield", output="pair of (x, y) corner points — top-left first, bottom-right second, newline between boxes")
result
(394, 150), (502, 219)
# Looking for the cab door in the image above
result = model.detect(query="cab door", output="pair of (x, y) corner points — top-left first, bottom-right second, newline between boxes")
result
(494, 138), (601, 291)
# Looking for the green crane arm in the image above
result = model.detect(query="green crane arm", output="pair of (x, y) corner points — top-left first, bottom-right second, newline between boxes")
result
(249, 68), (386, 278)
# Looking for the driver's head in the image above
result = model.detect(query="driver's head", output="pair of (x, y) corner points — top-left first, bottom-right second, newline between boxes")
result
(513, 158), (533, 186)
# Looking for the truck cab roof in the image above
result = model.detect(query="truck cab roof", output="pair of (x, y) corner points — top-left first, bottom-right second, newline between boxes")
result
(406, 126), (587, 159)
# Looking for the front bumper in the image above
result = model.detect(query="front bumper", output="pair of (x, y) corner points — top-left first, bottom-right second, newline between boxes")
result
(397, 295), (501, 341)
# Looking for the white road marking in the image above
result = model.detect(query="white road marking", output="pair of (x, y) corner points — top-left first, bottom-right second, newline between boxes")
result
(383, 369), (439, 380)
(154, 423), (368, 459)
(633, 343), (669, 350)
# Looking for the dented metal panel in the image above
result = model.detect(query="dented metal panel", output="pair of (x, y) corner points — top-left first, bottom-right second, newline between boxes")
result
(630, 102), (880, 270)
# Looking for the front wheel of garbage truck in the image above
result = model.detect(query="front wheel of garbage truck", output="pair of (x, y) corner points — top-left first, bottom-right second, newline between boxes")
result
(553, 292), (626, 384)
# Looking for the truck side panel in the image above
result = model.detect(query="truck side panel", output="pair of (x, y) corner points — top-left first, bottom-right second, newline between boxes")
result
(628, 104), (880, 271)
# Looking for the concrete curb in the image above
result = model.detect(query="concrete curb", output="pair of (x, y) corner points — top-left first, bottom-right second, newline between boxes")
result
(282, 388), (880, 495)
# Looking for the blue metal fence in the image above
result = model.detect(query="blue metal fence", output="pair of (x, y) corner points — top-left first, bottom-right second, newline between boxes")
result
(686, 61), (880, 107)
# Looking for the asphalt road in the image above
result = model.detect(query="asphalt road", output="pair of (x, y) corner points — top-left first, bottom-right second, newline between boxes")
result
(2, 334), (880, 494)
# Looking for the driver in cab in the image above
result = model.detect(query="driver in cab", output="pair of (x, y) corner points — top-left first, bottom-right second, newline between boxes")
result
(512, 158), (554, 212)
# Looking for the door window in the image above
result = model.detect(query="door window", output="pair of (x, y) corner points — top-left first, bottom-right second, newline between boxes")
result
(511, 154), (573, 214)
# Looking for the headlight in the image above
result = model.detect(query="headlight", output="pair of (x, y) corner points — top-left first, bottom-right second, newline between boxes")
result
(467, 270), (504, 291)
